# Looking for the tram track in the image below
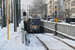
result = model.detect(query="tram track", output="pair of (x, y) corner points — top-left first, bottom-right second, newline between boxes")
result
(33, 34), (49, 50)
(27, 32), (74, 50)
(44, 34), (75, 49)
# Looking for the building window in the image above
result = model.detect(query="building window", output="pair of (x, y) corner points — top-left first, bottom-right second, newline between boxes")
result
(63, 0), (66, 1)
(65, 4), (66, 9)
(68, 2), (70, 9)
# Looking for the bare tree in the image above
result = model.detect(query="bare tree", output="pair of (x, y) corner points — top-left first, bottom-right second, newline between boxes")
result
(31, 0), (47, 18)
(32, 0), (45, 7)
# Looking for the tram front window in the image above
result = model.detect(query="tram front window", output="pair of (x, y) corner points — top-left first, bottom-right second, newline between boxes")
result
(32, 19), (39, 25)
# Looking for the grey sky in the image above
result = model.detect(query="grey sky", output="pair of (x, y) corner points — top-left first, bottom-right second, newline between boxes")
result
(21, 0), (33, 10)
(21, 0), (33, 5)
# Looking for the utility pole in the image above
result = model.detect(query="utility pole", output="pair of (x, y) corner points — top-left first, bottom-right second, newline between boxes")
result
(7, 0), (9, 40)
(18, 0), (21, 23)
(59, 0), (60, 19)
(16, 0), (19, 27)
(68, 10), (70, 18)
(5, 0), (7, 21)
(54, 5), (57, 36)
(3, 0), (6, 27)
(14, 0), (17, 31)
(11, 0), (13, 23)
(20, 0), (21, 22)
(27, 6), (28, 19)
(29, 5), (30, 16)
(1, 0), (3, 28)
(41, 5), (43, 19)
(9, 0), (10, 24)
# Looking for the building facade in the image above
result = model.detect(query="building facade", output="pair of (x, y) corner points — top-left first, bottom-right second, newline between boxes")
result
(46, 0), (63, 19)
(63, 0), (75, 17)
(54, 0), (63, 18)
(71, 0), (75, 16)
(46, 0), (75, 18)
(46, 0), (54, 17)
(63, 0), (71, 18)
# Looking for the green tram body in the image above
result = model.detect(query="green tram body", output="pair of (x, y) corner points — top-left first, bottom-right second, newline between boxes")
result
(24, 18), (41, 33)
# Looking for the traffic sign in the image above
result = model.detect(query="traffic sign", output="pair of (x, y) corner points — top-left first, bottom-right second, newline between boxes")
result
(23, 12), (26, 16)
(54, 18), (57, 22)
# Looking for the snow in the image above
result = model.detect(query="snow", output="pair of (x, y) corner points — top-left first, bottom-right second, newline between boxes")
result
(42, 19), (75, 26)
(44, 26), (55, 31)
(0, 20), (75, 50)
(57, 31), (75, 40)
(26, 34), (45, 50)
(43, 21), (75, 40)
(46, 33), (75, 49)
(35, 33), (73, 50)
(0, 21), (45, 50)
(54, 36), (75, 47)
(0, 23), (24, 50)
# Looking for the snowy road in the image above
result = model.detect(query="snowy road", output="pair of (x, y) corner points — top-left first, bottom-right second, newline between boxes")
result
(0, 21), (75, 50)
(0, 23), (45, 50)
(34, 34), (74, 50)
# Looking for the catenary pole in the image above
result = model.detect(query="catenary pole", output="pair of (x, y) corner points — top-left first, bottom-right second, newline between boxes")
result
(3, 0), (6, 27)
(18, 0), (21, 23)
(1, 0), (3, 28)
(11, 0), (13, 23)
(16, 0), (19, 27)
(14, 0), (17, 31)
(9, 0), (10, 24)
(7, 0), (9, 40)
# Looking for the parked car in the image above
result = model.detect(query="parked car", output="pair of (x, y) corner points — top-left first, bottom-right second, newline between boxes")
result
(66, 17), (75, 23)
(49, 19), (54, 22)
(47, 17), (51, 21)
(57, 20), (63, 22)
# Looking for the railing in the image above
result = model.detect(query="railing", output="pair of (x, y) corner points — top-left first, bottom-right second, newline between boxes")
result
(41, 21), (75, 37)
(71, 1), (75, 6)
(57, 23), (75, 37)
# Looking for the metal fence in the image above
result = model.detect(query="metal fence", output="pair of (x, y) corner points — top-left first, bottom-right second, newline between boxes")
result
(42, 21), (75, 37)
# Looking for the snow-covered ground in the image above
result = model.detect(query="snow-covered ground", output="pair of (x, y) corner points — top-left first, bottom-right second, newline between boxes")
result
(46, 33), (75, 49)
(54, 35), (75, 48)
(35, 33), (73, 50)
(0, 21), (75, 50)
(42, 19), (75, 26)
(0, 21), (45, 50)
